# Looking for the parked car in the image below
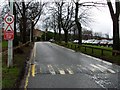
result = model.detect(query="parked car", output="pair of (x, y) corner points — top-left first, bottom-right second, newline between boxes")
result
(92, 40), (101, 46)
(49, 39), (55, 42)
(73, 40), (79, 43)
(84, 39), (95, 45)
(108, 40), (113, 47)
(100, 39), (109, 46)
(82, 40), (86, 44)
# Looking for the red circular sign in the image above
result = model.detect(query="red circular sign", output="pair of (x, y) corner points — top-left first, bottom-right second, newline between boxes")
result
(4, 14), (14, 24)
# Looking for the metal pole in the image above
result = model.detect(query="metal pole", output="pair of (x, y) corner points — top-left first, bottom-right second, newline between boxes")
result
(8, 0), (14, 67)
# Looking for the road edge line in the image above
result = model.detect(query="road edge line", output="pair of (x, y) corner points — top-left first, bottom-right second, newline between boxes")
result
(24, 45), (35, 90)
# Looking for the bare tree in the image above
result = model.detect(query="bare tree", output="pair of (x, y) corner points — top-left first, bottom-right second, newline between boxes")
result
(107, 0), (120, 52)
(54, 0), (65, 42)
(15, 0), (30, 43)
(60, 2), (75, 43)
(27, 1), (46, 42)
(73, 0), (106, 45)
(15, 0), (46, 43)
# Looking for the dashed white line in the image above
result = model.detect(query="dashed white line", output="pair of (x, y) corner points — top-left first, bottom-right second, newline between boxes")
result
(47, 65), (56, 75)
(96, 64), (115, 73)
(90, 64), (104, 72)
(58, 69), (65, 75)
(66, 68), (74, 74)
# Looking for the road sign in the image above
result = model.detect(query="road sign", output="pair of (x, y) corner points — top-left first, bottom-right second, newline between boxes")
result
(4, 14), (14, 40)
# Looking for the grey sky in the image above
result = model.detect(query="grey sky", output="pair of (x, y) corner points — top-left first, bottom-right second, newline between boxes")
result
(0, 0), (115, 38)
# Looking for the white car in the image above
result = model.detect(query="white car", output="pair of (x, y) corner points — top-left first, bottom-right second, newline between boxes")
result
(73, 40), (79, 43)
(108, 40), (113, 47)
(82, 40), (86, 44)
(92, 40), (101, 45)
(49, 39), (55, 42)
(100, 39), (109, 46)
(84, 39), (95, 44)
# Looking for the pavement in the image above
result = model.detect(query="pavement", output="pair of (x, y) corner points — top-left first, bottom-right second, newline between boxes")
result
(24, 42), (120, 89)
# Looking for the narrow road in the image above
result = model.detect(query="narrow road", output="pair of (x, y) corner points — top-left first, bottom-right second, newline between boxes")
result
(26, 42), (120, 89)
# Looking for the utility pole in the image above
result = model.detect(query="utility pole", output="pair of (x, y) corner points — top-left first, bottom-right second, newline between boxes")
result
(8, 0), (14, 67)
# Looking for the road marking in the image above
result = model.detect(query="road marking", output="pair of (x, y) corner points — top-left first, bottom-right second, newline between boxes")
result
(40, 67), (42, 73)
(96, 64), (115, 73)
(77, 67), (82, 72)
(54, 65), (65, 75)
(102, 61), (112, 65)
(33, 43), (37, 58)
(66, 68), (74, 74)
(80, 53), (112, 66)
(24, 65), (31, 90)
(24, 48), (34, 90)
(58, 69), (65, 75)
(88, 67), (96, 72)
(77, 64), (88, 71)
(47, 65), (56, 75)
(31, 64), (36, 77)
(90, 64), (104, 72)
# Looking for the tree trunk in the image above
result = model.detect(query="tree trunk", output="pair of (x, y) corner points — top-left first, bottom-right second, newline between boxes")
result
(19, 18), (23, 42)
(64, 30), (68, 43)
(107, 0), (120, 54)
(13, 2), (19, 46)
(54, 30), (57, 41)
(75, 2), (82, 45)
(113, 16), (120, 51)
(58, 17), (61, 42)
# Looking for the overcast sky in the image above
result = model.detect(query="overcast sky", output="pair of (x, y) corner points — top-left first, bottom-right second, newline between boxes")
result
(0, 0), (115, 38)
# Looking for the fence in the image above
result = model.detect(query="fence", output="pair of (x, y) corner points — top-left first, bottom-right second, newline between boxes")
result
(58, 42), (120, 56)
(2, 41), (30, 55)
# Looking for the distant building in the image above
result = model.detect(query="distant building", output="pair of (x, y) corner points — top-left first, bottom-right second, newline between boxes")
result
(33, 29), (43, 40)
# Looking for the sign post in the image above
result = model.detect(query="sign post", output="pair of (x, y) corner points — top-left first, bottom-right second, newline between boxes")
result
(4, 0), (14, 67)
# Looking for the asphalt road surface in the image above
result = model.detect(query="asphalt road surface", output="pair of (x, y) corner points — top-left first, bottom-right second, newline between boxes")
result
(25, 42), (120, 89)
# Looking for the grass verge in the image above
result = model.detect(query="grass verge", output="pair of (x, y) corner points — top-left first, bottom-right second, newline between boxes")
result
(2, 43), (33, 88)
(2, 41), (8, 48)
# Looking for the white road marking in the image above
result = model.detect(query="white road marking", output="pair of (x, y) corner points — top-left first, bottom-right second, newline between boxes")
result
(66, 68), (74, 74)
(47, 65), (56, 75)
(77, 64), (88, 71)
(58, 69), (65, 75)
(90, 64), (104, 72)
(96, 64), (116, 73)
(80, 53), (112, 66)
(77, 67), (82, 72)
(40, 67), (42, 73)
(88, 68), (96, 72)
(102, 61), (112, 65)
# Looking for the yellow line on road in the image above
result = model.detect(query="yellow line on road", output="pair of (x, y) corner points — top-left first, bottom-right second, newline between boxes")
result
(24, 64), (31, 90)
(31, 64), (36, 77)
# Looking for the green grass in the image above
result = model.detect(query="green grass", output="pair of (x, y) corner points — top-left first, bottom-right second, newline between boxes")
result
(2, 66), (19, 88)
(2, 41), (8, 48)
(55, 42), (120, 65)
(2, 43), (32, 88)
(83, 44), (112, 50)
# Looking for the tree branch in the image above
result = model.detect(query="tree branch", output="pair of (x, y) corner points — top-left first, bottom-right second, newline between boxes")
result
(107, 0), (115, 20)
(15, 2), (23, 16)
